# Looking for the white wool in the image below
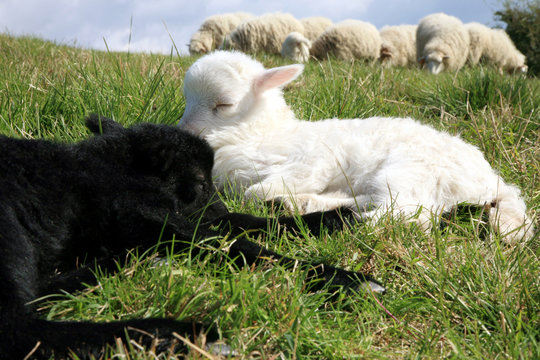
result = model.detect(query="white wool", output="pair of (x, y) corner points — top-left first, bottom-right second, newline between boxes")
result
(281, 32), (311, 63)
(465, 23), (527, 73)
(221, 12), (304, 55)
(300, 16), (333, 41)
(416, 13), (470, 74)
(189, 12), (254, 55)
(310, 19), (381, 61)
(465, 22), (493, 65)
(179, 51), (533, 243)
(379, 25), (417, 67)
(486, 29), (527, 73)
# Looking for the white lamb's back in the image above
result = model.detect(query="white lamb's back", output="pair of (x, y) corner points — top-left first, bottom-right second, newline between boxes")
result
(209, 110), (500, 211)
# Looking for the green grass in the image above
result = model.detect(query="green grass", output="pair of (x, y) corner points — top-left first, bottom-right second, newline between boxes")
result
(1, 34), (539, 359)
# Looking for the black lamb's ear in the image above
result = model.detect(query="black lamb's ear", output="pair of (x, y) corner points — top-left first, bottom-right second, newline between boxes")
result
(85, 114), (125, 136)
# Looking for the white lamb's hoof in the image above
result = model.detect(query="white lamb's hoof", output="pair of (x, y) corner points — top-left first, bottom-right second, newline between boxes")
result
(205, 341), (238, 357)
(363, 280), (387, 294)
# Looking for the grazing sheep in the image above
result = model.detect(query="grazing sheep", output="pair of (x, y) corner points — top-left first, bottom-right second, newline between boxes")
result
(281, 31), (311, 62)
(179, 51), (534, 243)
(221, 12), (304, 54)
(310, 19), (381, 61)
(465, 22), (527, 73)
(300, 16), (333, 41)
(416, 13), (470, 74)
(379, 24), (417, 67)
(486, 28), (527, 73)
(1, 115), (384, 359)
(465, 22), (493, 65)
(189, 12), (254, 54)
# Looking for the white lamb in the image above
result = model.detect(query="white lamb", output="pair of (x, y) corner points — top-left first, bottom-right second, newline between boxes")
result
(416, 13), (470, 74)
(281, 32), (311, 63)
(300, 16), (333, 41)
(310, 20), (381, 61)
(179, 51), (533, 243)
(221, 12), (304, 55)
(465, 22), (527, 73)
(189, 12), (254, 55)
(379, 25), (417, 67)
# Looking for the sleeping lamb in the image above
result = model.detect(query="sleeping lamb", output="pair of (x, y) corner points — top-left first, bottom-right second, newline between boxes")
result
(179, 51), (534, 243)
(1, 115), (383, 359)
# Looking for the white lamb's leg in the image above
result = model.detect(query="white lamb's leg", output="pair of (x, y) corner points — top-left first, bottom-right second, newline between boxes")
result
(488, 184), (534, 243)
(273, 193), (359, 214)
(354, 195), (438, 232)
(244, 176), (333, 211)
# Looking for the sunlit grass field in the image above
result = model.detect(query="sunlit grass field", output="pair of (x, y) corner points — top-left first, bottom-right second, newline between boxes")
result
(0, 34), (538, 359)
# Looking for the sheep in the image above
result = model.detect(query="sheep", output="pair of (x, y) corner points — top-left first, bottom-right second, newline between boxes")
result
(486, 31), (527, 73)
(416, 13), (470, 74)
(488, 28), (527, 73)
(465, 22), (493, 65)
(310, 19), (381, 62)
(1, 115), (384, 358)
(189, 12), (254, 55)
(379, 24), (417, 67)
(179, 51), (534, 244)
(221, 12), (304, 55)
(300, 16), (333, 41)
(465, 22), (527, 73)
(281, 31), (311, 62)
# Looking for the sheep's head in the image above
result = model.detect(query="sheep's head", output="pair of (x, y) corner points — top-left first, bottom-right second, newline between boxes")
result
(420, 51), (449, 75)
(379, 46), (392, 66)
(189, 31), (213, 55)
(504, 53), (528, 74)
(85, 115), (226, 219)
(281, 32), (311, 63)
(179, 51), (303, 137)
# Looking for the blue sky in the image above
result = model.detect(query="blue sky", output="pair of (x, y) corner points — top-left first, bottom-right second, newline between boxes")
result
(0, 0), (504, 54)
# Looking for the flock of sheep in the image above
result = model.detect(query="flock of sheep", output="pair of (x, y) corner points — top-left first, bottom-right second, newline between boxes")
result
(188, 12), (528, 74)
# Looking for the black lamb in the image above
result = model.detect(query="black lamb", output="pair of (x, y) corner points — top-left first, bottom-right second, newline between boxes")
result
(0, 115), (384, 359)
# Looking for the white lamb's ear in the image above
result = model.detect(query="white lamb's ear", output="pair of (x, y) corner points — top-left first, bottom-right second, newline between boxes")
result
(253, 64), (304, 95)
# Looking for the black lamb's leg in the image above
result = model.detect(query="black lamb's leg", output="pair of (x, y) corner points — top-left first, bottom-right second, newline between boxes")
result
(41, 256), (123, 296)
(225, 237), (385, 294)
(208, 207), (357, 237)
(199, 209), (384, 293)
(25, 317), (217, 359)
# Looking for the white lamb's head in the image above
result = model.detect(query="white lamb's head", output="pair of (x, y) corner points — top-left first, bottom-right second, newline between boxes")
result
(179, 51), (303, 137)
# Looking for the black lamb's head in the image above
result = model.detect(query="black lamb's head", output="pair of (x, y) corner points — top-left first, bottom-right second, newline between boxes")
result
(85, 115), (227, 219)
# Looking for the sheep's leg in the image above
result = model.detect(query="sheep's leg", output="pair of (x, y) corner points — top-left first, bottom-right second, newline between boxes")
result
(271, 193), (354, 214)
(225, 236), (385, 293)
(200, 210), (384, 293)
(41, 257), (122, 295)
(207, 207), (358, 237)
(356, 196), (436, 231)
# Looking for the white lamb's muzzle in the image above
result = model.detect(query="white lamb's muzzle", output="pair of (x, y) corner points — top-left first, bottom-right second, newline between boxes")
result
(178, 105), (201, 135)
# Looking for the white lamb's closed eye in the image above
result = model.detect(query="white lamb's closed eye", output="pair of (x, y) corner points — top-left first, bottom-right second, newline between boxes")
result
(213, 104), (234, 113)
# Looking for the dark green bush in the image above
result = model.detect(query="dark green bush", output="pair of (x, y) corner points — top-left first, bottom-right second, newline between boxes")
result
(495, 0), (540, 76)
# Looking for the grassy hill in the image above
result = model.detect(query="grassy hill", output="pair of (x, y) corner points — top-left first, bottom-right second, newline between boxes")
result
(0, 34), (538, 359)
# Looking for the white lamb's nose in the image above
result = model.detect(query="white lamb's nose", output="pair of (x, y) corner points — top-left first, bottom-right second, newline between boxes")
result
(178, 111), (206, 137)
